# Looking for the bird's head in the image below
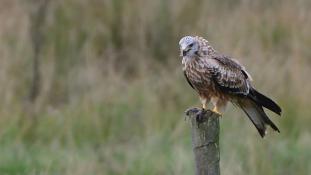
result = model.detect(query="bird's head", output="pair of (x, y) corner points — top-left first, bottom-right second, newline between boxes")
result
(179, 36), (200, 57)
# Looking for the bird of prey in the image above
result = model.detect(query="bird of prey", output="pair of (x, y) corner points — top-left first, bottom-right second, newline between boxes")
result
(179, 36), (281, 137)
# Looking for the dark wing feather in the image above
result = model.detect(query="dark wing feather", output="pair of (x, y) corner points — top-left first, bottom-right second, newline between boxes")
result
(210, 54), (250, 95)
(183, 70), (194, 89)
(208, 54), (281, 136)
(248, 88), (282, 115)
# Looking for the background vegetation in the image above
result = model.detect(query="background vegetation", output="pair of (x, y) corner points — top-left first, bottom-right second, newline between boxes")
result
(0, 0), (311, 174)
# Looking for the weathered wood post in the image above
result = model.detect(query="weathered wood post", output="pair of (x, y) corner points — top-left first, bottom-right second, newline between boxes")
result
(185, 108), (220, 175)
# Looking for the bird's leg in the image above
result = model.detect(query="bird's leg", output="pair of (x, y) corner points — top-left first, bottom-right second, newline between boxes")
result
(200, 97), (210, 110)
(211, 106), (222, 116)
(193, 97), (210, 122)
(203, 103), (207, 110)
(184, 98), (209, 122)
(211, 97), (225, 116)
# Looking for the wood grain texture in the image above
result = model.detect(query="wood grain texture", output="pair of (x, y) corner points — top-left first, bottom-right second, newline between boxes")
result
(185, 108), (220, 175)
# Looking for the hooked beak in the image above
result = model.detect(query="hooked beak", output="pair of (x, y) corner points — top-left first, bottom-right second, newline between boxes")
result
(182, 50), (188, 56)
(180, 47), (189, 57)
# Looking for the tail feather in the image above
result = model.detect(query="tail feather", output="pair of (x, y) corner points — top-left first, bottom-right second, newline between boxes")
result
(249, 88), (282, 115)
(238, 98), (280, 137)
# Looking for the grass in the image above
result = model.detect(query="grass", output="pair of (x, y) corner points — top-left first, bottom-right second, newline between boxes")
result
(0, 100), (310, 175)
(0, 0), (311, 174)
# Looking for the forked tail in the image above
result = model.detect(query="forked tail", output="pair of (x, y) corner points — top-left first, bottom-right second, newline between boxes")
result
(238, 95), (280, 137)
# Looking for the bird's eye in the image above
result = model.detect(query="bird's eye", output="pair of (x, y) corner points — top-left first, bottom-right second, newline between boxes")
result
(189, 43), (194, 47)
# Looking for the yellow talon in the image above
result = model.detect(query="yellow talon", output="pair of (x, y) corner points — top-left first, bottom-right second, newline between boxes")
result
(212, 107), (222, 116)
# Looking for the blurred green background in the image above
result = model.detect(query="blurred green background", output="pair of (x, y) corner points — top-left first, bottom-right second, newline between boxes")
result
(0, 0), (311, 174)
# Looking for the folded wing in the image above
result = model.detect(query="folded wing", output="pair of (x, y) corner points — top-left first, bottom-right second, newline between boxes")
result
(209, 54), (281, 137)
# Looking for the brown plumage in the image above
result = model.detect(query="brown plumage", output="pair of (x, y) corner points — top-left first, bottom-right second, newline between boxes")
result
(179, 36), (281, 137)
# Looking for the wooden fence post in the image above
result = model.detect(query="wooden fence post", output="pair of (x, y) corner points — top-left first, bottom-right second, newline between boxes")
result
(185, 108), (220, 175)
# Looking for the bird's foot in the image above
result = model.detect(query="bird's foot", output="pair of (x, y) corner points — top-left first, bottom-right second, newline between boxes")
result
(211, 107), (222, 117)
